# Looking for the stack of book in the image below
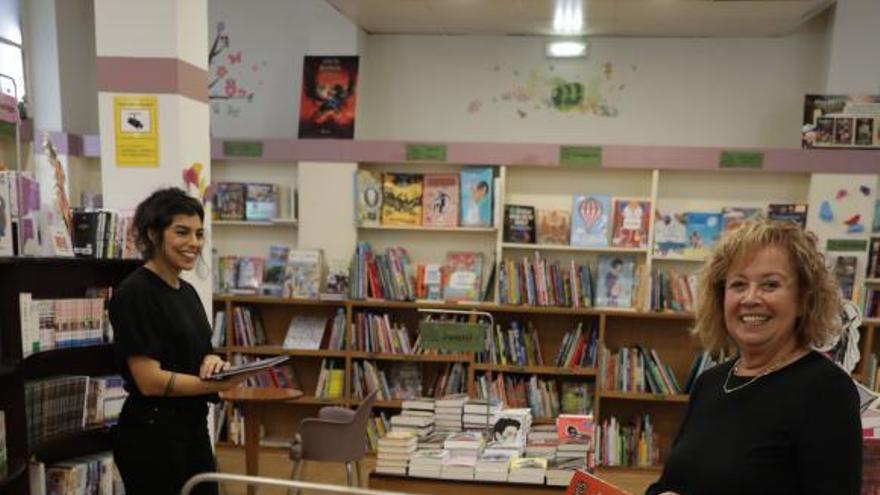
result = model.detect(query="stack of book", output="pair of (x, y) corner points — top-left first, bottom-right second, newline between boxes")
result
(524, 438), (558, 459)
(407, 449), (447, 478)
(441, 431), (485, 480)
(390, 412), (434, 438)
(434, 394), (467, 432)
(417, 431), (448, 450)
(474, 451), (514, 482)
(508, 457), (548, 484)
(376, 431), (418, 475)
(545, 457), (587, 486)
(462, 398), (500, 431)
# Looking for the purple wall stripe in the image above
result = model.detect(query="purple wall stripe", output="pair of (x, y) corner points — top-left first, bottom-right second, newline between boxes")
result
(96, 56), (208, 103)
(209, 138), (880, 174)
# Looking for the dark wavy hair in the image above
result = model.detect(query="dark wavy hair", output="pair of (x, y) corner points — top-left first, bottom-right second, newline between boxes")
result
(133, 187), (204, 261)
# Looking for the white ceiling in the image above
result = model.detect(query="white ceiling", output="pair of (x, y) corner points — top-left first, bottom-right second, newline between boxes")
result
(324, 0), (836, 38)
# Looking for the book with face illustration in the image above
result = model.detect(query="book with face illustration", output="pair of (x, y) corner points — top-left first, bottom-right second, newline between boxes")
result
(460, 167), (494, 227)
(422, 174), (460, 227)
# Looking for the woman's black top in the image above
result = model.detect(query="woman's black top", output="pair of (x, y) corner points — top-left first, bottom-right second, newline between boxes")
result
(646, 350), (861, 495)
(109, 267), (218, 412)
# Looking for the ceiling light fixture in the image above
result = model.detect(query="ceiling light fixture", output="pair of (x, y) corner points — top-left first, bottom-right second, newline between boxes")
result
(552, 0), (584, 35)
(545, 39), (589, 58)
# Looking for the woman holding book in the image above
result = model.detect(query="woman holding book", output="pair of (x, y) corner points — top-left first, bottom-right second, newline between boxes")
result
(110, 188), (255, 495)
(646, 218), (861, 495)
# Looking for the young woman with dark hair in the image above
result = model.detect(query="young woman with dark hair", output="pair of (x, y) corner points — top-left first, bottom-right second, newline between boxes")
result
(109, 187), (254, 495)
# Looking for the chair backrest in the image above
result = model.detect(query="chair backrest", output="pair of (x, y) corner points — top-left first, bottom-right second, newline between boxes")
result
(300, 390), (378, 462)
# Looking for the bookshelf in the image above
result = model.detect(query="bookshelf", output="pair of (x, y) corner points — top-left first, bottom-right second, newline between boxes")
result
(0, 257), (142, 495)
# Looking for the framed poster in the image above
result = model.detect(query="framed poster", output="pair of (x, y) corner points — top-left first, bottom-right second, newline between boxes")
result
(298, 55), (359, 139)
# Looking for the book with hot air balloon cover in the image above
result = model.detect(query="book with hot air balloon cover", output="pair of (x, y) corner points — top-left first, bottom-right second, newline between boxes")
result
(570, 195), (610, 247)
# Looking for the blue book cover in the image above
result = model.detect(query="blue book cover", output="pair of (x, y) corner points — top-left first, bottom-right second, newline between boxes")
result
(684, 212), (722, 258)
(460, 167), (493, 227)
(570, 195), (610, 247)
(595, 255), (635, 308)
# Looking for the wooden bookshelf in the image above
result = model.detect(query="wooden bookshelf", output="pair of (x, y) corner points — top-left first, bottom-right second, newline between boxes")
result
(349, 351), (469, 362)
(472, 363), (597, 376)
(600, 390), (689, 403)
(502, 242), (649, 254)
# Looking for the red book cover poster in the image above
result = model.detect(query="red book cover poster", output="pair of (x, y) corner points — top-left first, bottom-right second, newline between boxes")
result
(298, 55), (359, 139)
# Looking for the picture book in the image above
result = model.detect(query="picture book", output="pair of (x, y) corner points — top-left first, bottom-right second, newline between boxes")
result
(284, 249), (323, 299)
(684, 212), (722, 258)
(0, 172), (12, 256)
(503, 205), (536, 243)
(652, 208), (686, 256)
(381, 173), (423, 226)
(422, 174), (459, 227)
(355, 169), (382, 227)
(610, 199), (650, 248)
(18, 173), (42, 256)
(536, 209), (571, 245)
(556, 414), (594, 442)
(235, 257), (265, 293)
(214, 182), (246, 221)
(245, 183), (278, 221)
(460, 167), (494, 227)
(721, 207), (761, 235)
(443, 251), (484, 302)
(595, 255), (635, 308)
(262, 246), (290, 296)
(570, 195), (610, 247)
(321, 258), (350, 300)
(298, 55), (359, 139)
(768, 203), (808, 228)
(565, 469), (631, 495)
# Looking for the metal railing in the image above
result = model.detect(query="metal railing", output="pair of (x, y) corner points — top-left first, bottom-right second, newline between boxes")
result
(181, 472), (412, 495)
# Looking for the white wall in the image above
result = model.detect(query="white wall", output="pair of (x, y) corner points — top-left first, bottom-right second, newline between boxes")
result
(207, 0), (362, 138)
(24, 0), (62, 130)
(824, 0), (880, 93)
(357, 15), (831, 148)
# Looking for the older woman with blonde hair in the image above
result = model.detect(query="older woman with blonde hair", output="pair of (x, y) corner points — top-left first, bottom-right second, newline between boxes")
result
(646, 218), (861, 495)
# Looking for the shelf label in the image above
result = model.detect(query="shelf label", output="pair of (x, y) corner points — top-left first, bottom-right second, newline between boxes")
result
(719, 151), (764, 169)
(826, 239), (868, 252)
(406, 143), (447, 161)
(223, 140), (264, 158)
(418, 322), (485, 352)
(560, 146), (602, 167)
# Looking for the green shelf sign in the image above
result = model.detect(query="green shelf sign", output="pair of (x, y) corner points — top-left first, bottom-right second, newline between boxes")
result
(560, 146), (602, 167)
(719, 151), (764, 169)
(826, 239), (868, 252)
(406, 143), (447, 162)
(223, 140), (264, 158)
(418, 321), (485, 352)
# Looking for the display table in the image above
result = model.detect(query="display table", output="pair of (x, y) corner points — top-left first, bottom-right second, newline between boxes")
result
(368, 472), (566, 495)
(220, 387), (303, 495)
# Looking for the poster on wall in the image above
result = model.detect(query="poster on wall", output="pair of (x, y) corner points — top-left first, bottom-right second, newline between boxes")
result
(802, 94), (880, 149)
(297, 55), (359, 139)
(114, 95), (159, 167)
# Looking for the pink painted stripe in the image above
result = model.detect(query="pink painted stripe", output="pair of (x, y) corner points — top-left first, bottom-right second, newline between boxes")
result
(214, 138), (880, 174)
(96, 56), (208, 103)
(82, 135), (101, 157)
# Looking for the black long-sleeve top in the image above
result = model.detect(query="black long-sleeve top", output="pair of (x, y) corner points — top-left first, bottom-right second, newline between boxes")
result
(645, 350), (861, 495)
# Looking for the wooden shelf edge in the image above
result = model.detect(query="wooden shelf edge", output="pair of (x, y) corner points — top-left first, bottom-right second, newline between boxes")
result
(472, 364), (597, 376)
(599, 391), (689, 403)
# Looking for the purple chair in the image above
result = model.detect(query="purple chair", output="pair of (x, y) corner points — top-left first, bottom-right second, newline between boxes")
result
(288, 390), (378, 493)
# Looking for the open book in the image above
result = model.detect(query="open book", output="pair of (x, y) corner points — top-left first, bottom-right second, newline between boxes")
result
(206, 355), (290, 381)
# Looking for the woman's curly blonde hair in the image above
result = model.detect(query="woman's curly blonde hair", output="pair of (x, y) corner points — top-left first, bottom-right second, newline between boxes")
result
(692, 217), (842, 352)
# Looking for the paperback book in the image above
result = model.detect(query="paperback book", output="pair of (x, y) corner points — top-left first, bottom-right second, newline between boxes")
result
(610, 199), (650, 248)
(721, 206), (761, 235)
(595, 255), (635, 308)
(443, 252), (484, 302)
(214, 182), (246, 221)
(284, 249), (323, 299)
(768, 203), (808, 228)
(503, 205), (536, 243)
(536, 209), (571, 245)
(381, 173), (423, 226)
(460, 167), (493, 227)
(653, 208), (686, 256)
(684, 212), (722, 258)
(355, 169), (382, 227)
(570, 195), (610, 247)
(262, 246), (290, 296)
(422, 174), (459, 227)
(245, 183), (278, 221)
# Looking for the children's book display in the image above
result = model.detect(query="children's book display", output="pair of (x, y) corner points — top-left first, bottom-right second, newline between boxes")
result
(503, 205), (536, 243)
(595, 255), (635, 308)
(443, 252), (484, 302)
(284, 249), (323, 299)
(683, 212), (721, 258)
(610, 199), (651, 249)
(214, 181), (291, 222)
(357, 167), (494, 228)
(802, 94), (880, 149)
(536, 209), (571, 245)
(570, 195), (611, 247)
(652, 208), (686, 257)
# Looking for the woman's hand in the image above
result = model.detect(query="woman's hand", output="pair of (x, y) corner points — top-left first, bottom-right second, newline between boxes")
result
(199, 354), (229, 379)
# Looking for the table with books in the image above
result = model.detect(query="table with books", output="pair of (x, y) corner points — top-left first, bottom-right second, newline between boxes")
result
(219, 386), (303, 495)
(367, 396), (593, 495)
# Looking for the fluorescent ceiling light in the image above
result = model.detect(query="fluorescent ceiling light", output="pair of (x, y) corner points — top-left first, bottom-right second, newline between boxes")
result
(553, 0), (584, 34)
(546, 40), (588, 58)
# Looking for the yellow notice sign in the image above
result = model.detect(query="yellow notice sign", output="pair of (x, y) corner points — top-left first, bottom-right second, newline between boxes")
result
(114, 95), (158, 167)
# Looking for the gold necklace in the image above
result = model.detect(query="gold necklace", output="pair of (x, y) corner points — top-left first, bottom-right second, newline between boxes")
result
(722, 355), (788, 394)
